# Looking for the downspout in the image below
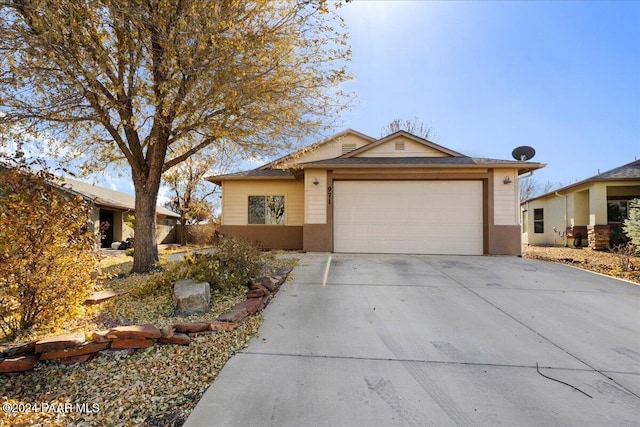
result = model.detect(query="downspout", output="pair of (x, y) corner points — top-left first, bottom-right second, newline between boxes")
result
(519, 169), (535, 246)
(555, 192), (568, 247)
(519, 169), (534, 180)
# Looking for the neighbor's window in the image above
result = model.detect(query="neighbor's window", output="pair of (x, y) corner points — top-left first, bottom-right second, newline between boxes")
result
(607, 200), (629, 223)
(248, 195), (285, 225)
(534, 208), (544, 233)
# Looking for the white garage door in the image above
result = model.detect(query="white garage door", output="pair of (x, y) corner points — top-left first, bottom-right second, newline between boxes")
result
(333, 181), (483, 255)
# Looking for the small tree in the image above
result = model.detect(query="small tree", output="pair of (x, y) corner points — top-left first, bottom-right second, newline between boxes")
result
(623, 198), (640, 246)
(0, 161), (99, 338)
(519, 178), (562, 202)
(381, 117), (435, 140)
(163, 151), (228, 245)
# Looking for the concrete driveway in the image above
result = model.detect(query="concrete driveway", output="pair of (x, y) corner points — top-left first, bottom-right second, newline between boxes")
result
(185, 254), (640, 426)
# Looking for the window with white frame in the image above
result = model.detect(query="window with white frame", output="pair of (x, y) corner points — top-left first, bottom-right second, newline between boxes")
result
(248, 195), (285, 225)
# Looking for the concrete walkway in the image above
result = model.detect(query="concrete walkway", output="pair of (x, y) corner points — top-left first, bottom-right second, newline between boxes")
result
(184, 254), (640, 426)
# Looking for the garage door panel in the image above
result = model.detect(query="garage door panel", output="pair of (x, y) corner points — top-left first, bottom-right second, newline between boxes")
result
(334, 181), (483, 255)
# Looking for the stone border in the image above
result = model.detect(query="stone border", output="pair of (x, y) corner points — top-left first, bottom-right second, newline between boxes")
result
(0, 265), (293, 374)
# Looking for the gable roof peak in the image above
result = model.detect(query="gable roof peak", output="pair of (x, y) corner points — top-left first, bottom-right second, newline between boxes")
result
(340, 130), (465, 158)
(258, 128), (376, 170)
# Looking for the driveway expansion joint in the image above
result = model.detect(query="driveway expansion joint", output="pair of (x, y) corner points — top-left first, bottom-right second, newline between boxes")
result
(239, 351), (636, 374)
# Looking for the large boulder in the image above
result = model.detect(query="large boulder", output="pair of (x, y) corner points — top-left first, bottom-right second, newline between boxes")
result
(173, 279), (211, 315)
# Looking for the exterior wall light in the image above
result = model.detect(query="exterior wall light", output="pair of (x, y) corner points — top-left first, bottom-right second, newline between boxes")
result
(313, 178), (320, 185)
(503, 176), (513, 184)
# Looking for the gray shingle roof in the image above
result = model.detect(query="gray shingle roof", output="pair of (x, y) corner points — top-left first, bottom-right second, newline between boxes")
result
(210, 168), (294, 179)
(522, 159), (640, 203)
(56, 177), (179, 218)
(300, 156), (539, 167)
(591, 159), (640, 179)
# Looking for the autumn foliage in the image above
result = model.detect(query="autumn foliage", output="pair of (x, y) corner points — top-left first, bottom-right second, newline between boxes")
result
(0, 164), (100, 338)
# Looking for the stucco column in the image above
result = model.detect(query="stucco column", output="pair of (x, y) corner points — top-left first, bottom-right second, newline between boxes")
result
(588, 183), (609, 250)
(588, 183), (607, 225)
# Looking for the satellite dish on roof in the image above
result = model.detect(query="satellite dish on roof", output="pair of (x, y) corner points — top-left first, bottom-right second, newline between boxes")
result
(512, 146), (536, 161)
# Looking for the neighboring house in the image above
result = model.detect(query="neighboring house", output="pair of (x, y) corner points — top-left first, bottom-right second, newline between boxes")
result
(56, 177), (180, 247)
(521, 160), (640, 249)
(207, 129), (545, 255)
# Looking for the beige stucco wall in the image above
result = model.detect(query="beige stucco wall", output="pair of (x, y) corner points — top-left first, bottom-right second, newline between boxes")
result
(522, 196), (567, 246)
(493, 168), (519, 226)
(568, 189), (590, 226)
(355, 135), (450, 158)
(282, 133), (371, 166)
(304, 169), (327, 224)
(589, 182), (608, 226)
(607, 184), (640, 197)
(221, 180), (304, 226)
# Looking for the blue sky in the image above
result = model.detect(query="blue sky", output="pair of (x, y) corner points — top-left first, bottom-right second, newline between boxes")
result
(25, 0), (638, 198)
(338, 0), (640, 187)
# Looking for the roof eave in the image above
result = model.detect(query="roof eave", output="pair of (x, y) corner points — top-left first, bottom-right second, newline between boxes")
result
(522, 176), (640, 204)
(301, 162), (546, 170)
(206, 175), (298, 185)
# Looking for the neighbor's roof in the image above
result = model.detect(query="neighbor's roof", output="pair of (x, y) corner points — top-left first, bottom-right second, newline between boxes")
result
(56, 177), (180, 218)
(522, 159), (640, 204)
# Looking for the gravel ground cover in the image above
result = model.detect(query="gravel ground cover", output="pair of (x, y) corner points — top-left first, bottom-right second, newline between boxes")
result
(1, 251), (294, 427)
(522, 245), (640, 284)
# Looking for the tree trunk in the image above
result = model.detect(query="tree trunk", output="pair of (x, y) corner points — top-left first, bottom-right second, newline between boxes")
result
(179, 215), (187, 246)
(132, 182), (161, 273)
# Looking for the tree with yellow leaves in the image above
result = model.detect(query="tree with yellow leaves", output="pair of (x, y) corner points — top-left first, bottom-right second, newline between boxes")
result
(0, 0), (352, 272)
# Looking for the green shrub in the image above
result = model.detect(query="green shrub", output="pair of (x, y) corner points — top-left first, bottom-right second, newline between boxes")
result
(0, 165), (100, 338)
(134, 237), (266, 298)
(623, 198), (640, 246)
(187, 237), (265, 292)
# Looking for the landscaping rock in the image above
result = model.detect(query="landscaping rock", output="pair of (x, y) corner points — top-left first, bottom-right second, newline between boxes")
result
(159, 333), (191, 345)
(252, 276), (279, 292)
(106, 324), (162, 340)
(173, 279), (211, 315)
(0, 341), (36, 358)
(217, 307), (250, 323)
(91, 330), (113, 343)
(85, 290), (128, 305)
(0, 354), (38, 373)
(209, 322), (239, 332)
(236, 298), (263, 315)
(261, 294), (273, 310)
(35, 332), (86, 353)
(246, 288), (267, 298)
(160, 327), (175, 339)
(39, 342), (110, 361)
(217, 298), (263, 323)
(110, 338), (154, 349)
(275, 265), (293, 277)
(173, 322), (210, 333)
(53, 353), (96, 365)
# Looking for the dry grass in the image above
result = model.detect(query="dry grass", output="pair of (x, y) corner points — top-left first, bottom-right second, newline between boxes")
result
(522, 245), (640, 284)
(1, 251), (296, 427)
